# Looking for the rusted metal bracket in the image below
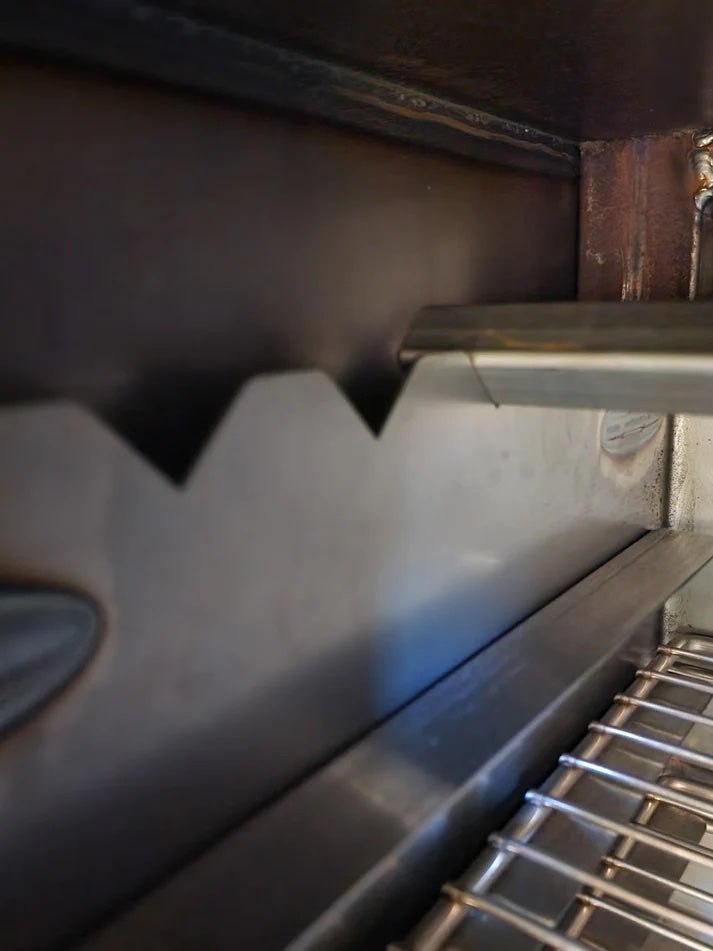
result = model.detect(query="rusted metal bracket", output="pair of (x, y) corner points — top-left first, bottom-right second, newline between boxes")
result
(579, 135), (695, 302)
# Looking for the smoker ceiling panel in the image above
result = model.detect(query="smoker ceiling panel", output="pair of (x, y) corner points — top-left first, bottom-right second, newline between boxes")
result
(139, 0), (713, 140)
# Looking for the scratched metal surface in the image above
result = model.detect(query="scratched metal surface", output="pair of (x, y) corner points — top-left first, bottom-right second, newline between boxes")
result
(0, 9), (579, 178)
(0, 355), (665, 948)
(159, 0), (713, 140)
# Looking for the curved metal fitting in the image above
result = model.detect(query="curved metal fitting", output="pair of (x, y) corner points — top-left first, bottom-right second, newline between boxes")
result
(691, 130), (713, 213)
(693, 129), (713, 149)
(694, 185), (713, 214)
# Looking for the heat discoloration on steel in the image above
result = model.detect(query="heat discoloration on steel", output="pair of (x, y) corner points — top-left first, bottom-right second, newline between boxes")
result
(400, 301), (713, 364)
(0, 2), (579, 178)
(340, 88), (578, 163)
(480, 329), (581, 352)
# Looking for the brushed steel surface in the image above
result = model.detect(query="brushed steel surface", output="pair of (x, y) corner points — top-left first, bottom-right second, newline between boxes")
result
(0, 355), (666, 948)
(79, 531), (713, 951)
(474, 351), (713, 416)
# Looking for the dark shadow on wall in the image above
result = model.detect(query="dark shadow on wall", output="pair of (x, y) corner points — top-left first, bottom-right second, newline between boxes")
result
(0, 59), (577, 481)
(0, 358), (407, 485)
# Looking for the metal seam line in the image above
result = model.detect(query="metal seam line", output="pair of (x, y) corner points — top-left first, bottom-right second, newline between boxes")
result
(466, 351), (499, 408)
